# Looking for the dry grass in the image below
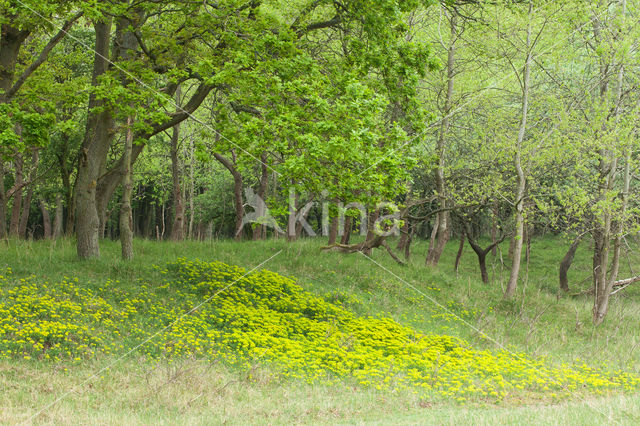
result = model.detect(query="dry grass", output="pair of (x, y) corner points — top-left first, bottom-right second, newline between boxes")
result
(2, 358), (639, 425)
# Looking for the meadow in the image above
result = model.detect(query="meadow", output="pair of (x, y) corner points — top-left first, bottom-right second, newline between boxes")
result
(1, 236), (640, 425)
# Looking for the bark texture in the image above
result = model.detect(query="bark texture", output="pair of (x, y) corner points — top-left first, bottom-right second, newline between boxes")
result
(559, 235), (582, 292)
(8, 153), (23, 237)
(170, 88), (184, 241)
(52, 194), (64, 238)
(214, 152), (244, 241)
(40, 199), (51, 239)
(119, 118), (134, 260)
(75, 19), (114, 258)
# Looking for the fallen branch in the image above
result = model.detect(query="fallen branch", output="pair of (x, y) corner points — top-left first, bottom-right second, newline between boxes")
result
(322, 235), (406, 266)
(571, 274), (640, 297)
(610, 275), (640, 295)
(613, 274), (640, 288)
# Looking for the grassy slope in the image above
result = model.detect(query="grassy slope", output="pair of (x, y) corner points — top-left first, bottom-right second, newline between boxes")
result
(1, 236), (639, 424)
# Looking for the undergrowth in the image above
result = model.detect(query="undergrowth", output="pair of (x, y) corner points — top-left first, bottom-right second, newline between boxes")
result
(1, 255), (639, 405)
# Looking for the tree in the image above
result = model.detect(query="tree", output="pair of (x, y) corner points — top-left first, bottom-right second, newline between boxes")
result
(75, 1), (217, 257)
(504, 0), (534, 299)
(426, 7), (458, 266)
(1, 2), (84, 237)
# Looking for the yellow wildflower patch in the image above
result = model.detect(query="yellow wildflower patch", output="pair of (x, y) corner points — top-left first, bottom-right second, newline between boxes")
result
(0, 261), (638, 403)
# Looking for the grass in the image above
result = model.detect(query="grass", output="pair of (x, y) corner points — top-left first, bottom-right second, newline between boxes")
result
(1, 235), (640, 424)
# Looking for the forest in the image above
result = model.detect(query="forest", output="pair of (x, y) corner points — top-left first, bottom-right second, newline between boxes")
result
(2, 0), (640, 423)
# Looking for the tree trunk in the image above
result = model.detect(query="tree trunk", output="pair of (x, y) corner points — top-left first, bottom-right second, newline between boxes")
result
(508, 236), (515, 259)
(559, 235), (582, 292)
(188, 136), (195, 239)
(425, 215), (439, 265)
(526, 224), (532, 263)
(491, 202), (499, 256)
(428, 213), (450, 265)
(505, 153), (526, 296)
(52, 194), (63, 238)
(94, 145), (144, 238)
(427, 13), (456, 266)
(40, 199), (52, 239)
(328, 216), (339, 245)
(1, 14), (81, 102)
(467, 235), (489, 284)
(75, 19), (114, 259)
(203, 221), (213, 240)
(9, 153), (23, 237)
(214, 152), (244, 241)
(119, 117), (134, 260)
(65, 184), (75, 237)
(288, 189), (299, 242)
(478, 252), (489, 284)
(18, 185), (32, 238)
(592, 0), (626, 325)
(363, 209), (379, 256)
(0, 24), (30, 99)
(97, 12), (142, 243)
(593, 223), (612, 324)
(454, 230), (465, 274)
(78, 10), (181, 253)
(397, 186), (412, 252)
(341, 215), (353, 245)
(92, 84), (212, 237)
(55, 129), (75, 236)
(146, 198), (156, 238)
(252, 154), (268, 240)
(0, 24), (30, 238)
(18, 150), (38, 238)
(505, 1), (532, 299)
(403, 222), (413, 261)
(397, 218), (409, 251)
(0, 162), (6, 238)
(170, 88), (184, 241)
(464, 224), (505, 284)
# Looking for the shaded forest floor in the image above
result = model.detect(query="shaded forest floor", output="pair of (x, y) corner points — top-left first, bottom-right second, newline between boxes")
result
(1, 236), (640, 424)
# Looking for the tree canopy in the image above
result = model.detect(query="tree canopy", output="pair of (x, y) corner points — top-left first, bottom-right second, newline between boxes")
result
(1, 0), (640, 324)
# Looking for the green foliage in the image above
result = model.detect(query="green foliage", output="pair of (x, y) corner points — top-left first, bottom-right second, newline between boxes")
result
(0, 103), (54, 158)
(192, 174), (235, 231)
